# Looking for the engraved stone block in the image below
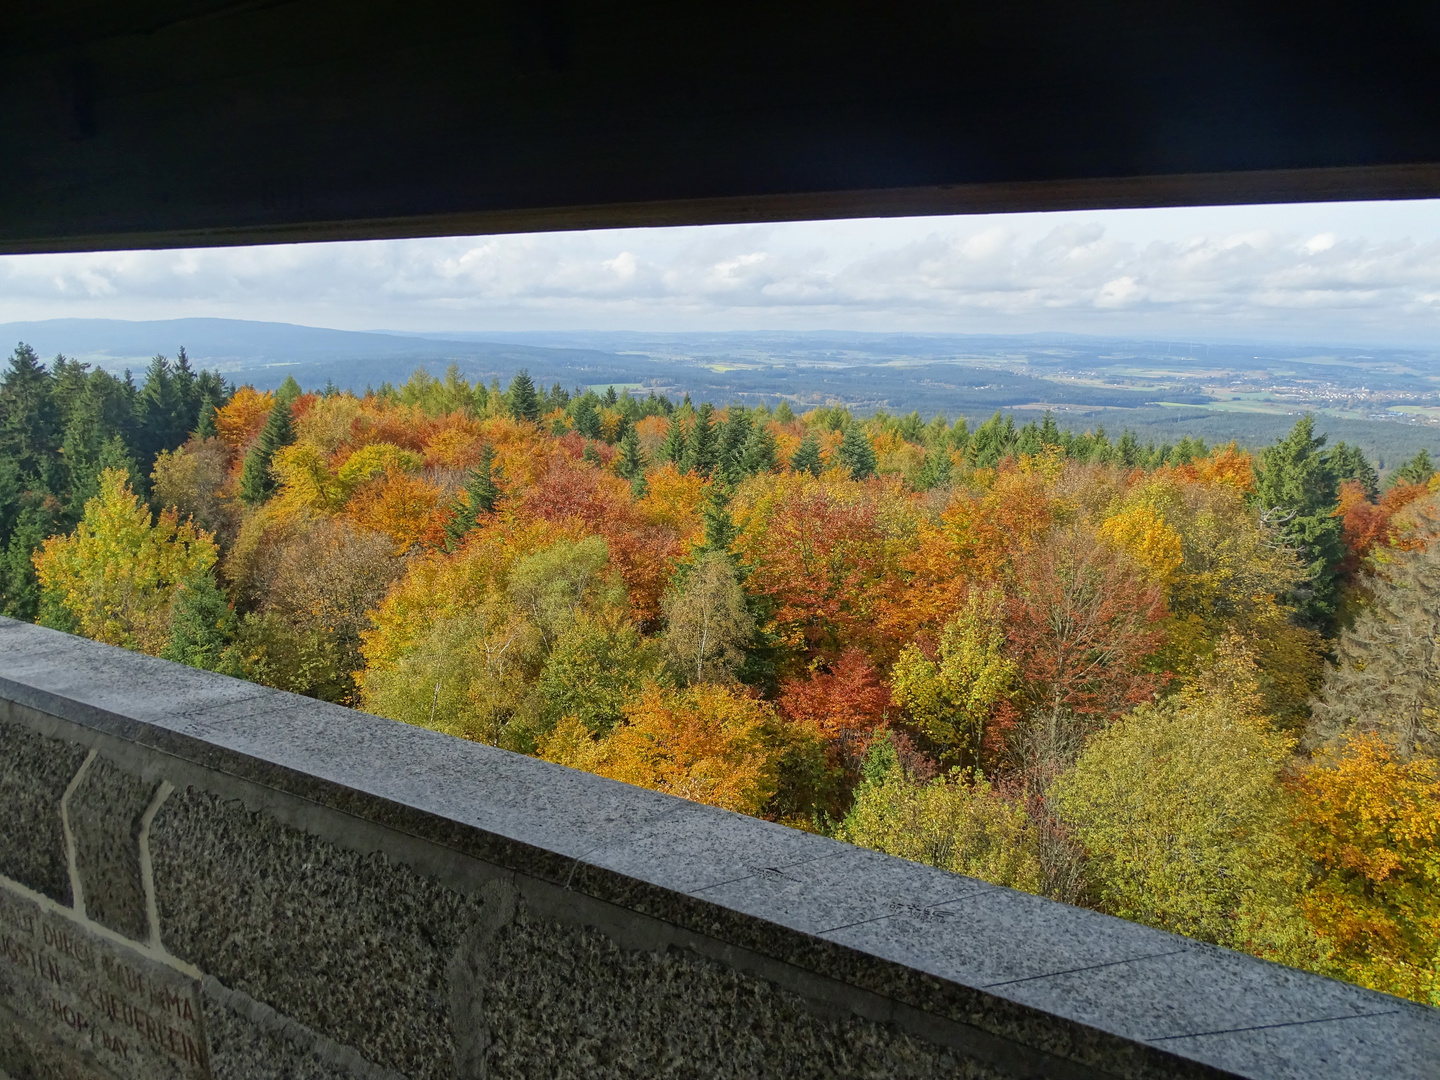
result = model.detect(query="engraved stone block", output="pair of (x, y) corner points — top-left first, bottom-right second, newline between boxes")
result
(0, 883), (208, 1080)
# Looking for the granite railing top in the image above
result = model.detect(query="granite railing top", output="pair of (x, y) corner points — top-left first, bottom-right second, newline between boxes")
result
(1, 615), (1436, 1080)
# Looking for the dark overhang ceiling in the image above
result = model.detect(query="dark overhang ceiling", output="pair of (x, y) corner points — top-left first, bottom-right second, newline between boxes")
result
(5, 1), (1440, 253)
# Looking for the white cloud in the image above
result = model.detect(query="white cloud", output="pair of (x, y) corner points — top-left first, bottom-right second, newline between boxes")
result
(604, 251), (639, 279)
(1096, 276), (1141, 307)
(4, 200), (1440, 344)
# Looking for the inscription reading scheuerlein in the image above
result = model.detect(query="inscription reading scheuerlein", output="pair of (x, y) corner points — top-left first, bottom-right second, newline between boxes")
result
(0, 886), (208, 1078)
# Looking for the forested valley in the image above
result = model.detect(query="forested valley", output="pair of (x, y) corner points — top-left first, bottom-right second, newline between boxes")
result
(1, 342), (1436, 1006)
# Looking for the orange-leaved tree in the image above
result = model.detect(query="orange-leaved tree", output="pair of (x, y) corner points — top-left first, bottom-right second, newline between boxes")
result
(347, 467), (448, 552)
(541, 682), (794, 815)
(1289, 735), (1440, 1004)
(732, 473), (886, 663)
(214, 386), (274, 452)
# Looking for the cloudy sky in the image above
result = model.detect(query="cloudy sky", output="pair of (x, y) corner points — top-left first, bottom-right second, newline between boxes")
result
(5, 199), (1440, 345)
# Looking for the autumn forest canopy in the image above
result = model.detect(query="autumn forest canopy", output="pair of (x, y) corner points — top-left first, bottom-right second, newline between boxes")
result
(2, 342), (1438, 1006)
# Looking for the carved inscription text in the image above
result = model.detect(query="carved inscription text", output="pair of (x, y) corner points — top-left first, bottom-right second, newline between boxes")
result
(0, 885), (208, 1079)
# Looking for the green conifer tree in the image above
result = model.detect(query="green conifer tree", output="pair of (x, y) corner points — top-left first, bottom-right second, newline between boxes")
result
(701, 488), (739, 553)
(1016, 421), (1042, 457)
(275, 374), (304, 406)
(505, 370), (540, 422)
(658, 414), (688, 463)
(1117, 430), (1142, 468)
(950, 416), (971, 457)
(0, 497), (63, 621)
(716, 407), (752, 485)
(133, 353), (179, 466)
(162, 572), (238, 671)
(174, 346), (200, 421)
(967, 412), (1006, 469)
(1389, 448), (1435, 488)
(683, 403), (719, 477)
(1325, 441), (1377, 497)
(59, 369), (139, 512)
(915, 446), (954, 491)
(0, 343), (60, 486)
(1039, 410), (1063, 449)
(238, 398), (294, 507)
(1088, 424), (1112, 464)
(923, 412), (950, 450)
(838, 424), (877, 480)
(51, 355), (90, 421)
(572, 394), (603, 438)
(773, 400), (796, 424)
(1254, 414), (1344, 632)
(790, 432), (823, 476)
(1171, 436), (1203, 466)
(582, 443), (602, 467)
(739, 421), (778, 476)
(616, 427), (647, 481)
(445, 443), (502, 550)
(195, 396), (219, 439)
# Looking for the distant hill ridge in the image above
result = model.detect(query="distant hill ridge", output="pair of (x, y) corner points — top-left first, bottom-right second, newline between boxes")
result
(3, 317), (1438, 466)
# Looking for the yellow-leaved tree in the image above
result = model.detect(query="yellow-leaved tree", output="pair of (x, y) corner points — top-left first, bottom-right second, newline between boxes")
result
(1051, 639), (1303, 950)
(1097, 492), (1185, 584)
(838, 733), (1044, 894)
(540, 682), (793, 815)
(34, 468), (218, 655)
(889, 586), (1015, 767)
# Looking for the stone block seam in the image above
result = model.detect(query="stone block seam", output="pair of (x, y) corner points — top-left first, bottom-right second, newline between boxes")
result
(13, 747), (412, 1080)
(59, 748), (96, 920)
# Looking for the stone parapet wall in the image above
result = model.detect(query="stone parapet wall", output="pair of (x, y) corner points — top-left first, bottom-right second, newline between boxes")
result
(0, 617), (1434, 1079)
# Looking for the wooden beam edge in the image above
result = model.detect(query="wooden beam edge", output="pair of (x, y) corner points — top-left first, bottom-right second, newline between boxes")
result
(6, 163), (1440, 255)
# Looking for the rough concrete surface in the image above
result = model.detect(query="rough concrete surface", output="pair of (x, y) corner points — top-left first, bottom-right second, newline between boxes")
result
(0, 717), (89, 905)
(471, 883), (1002, 1080)
(200, 977), (404, 1080)
(151, 787), (483, 1080)
(67, 756), (159, 941)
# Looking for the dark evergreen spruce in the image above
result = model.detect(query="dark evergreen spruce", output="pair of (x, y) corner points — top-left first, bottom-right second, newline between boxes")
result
(445, 443), (502, 550)
(238, 397), (294, 507)
(790, 433), (823, 477)
(162, 572), (238, 671)
(1254, 414), (1345, 633)
(616, 427), (646, 481)
(572, 394), (603, 439)
(740, 421), (777, 476)
(838, 424), (877, 480)
(683, 403), (718, 477)
(1390, 448), (1435, 488)
(505, 370), (540, 423)
(658, 414), (687, 463)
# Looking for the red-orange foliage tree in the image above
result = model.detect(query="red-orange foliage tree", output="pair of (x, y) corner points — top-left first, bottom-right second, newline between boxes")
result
(1004, 527), (1168, 731)
(738, 482), (884, 662)
(1335, 479), (1431, 578)
(778, 646), (892, 760)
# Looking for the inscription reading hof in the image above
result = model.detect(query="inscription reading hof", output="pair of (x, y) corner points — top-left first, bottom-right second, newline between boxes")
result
(0, 886), (208, 1079)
